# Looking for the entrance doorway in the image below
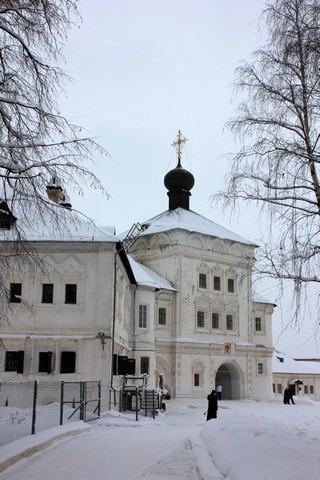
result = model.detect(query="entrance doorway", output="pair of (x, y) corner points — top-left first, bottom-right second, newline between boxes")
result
(216, 363), (242, 400)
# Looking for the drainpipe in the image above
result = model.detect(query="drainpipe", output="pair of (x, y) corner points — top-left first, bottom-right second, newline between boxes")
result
(109, 245), (119, 409)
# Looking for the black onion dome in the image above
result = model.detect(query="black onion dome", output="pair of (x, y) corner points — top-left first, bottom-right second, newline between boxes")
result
(164, 160), (195, 211)
(164, 162), (195, 191)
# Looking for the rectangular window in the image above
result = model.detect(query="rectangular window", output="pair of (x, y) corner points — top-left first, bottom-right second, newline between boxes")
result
(304, 385), (308, 394)
(197, 310), (205, 328)
(5, 351), (24, 373)
(38, 352), (53, 373)
(310, 385), (314, 394)
(65, 284), (77, 304)
(255, 317), (262, 331)
(258, 363), (263, 374)
(10, 283), (22, 303)
(139, 305), (147, 328)
(226, 314), (234, 330)
(140, 357), (149, 375)
(42, 284), (54, 304)
(194, 373), (200, 387)
(212, 312), (219, 329)
(60, 351), (76, 374)
(213, 276), (221, 291)
(199, 273), (207, 289)
(272, 383), (275, 393)
(158, 307), (166, 326)
(227, 278), (235, 293)
(277, 384), (282, 394)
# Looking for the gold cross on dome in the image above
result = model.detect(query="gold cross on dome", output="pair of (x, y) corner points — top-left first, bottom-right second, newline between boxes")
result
(171, 130), (188, 165)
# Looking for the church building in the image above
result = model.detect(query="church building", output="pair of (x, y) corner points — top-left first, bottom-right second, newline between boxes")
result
(112, 131), (276, 400)
(0, 132), (275, 410)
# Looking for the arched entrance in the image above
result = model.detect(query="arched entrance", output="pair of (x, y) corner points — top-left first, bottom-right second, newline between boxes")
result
(215, 363), (243, 400)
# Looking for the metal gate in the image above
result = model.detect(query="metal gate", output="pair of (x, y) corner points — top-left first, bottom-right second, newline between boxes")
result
(60, 381), (101, 424)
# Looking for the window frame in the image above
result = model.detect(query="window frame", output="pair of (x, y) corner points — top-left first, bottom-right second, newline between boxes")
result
(10, 283), (22, 303)
(199, 273), (207, 289)
(194, 373), (200, 387)
(42, 283), (54, 304)
(227, 278), (235, 293)
(257, 362), (263, 375)
(139, 304), (148, 329)
(255, 316), (262, 332)
(60, 351), (76, 374)
(158, 307), (166, 326)
(38, 351), (53, 373)
(211, 312), (220, 329)
(226, 314), (234, 331)
(197, 310), (205, 329)
(5, 351), (24, 373)
(65, 284), (77, 304)
(213, 276), (221, 291)
(140, 357), (149, 375)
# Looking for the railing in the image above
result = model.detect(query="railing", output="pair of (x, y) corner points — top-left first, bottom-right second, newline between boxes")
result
(0, 380), (101, 447)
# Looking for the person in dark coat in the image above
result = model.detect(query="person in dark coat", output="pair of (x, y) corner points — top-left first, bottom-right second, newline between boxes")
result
(206, 389), (218, 420)
(283, 386), (290, 404)
(284, 386), (295, 404)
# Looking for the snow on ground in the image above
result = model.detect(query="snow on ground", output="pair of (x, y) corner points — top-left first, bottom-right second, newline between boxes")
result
(0, 396), (319, 480)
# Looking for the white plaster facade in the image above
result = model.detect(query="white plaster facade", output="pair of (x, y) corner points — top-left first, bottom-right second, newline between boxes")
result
(124, 208), (275, 400)
(273, 351), (320, 401)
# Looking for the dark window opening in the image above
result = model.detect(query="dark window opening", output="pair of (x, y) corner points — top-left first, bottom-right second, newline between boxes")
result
(199, 273), (207, 289)
(60, 351), (76, 373)
(197, 310), (205, 328)
(226, 314), (234, 330)
(140, 357), (149, 375)
(159, 307), (166, 326)
(10, 283), (22, 303)
(5, 351), (24, 373)
(212, 312), (219, 329)
(42, 284), (54, 304)
(255, 317), (262, 331)
(194, 373), (200, 387)
(38, 352), (53, 373)
(227, 278), (235, 293)
(65, 284), (77, 304)
(116, 355), (135, 375)
(213, 276), (221, 291)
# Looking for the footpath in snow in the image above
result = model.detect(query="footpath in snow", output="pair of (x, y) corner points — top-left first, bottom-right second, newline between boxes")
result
(0, 396), (319, 480)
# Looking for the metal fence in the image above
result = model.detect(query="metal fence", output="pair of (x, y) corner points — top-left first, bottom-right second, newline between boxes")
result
(0, 380), (100, 447)
(109, 386), (162, 421)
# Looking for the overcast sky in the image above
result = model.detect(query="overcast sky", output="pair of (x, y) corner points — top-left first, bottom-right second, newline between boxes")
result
(58, 0), (319, 357)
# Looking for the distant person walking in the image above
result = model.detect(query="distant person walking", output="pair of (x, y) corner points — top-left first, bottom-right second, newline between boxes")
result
(206, 389), (218, 420)
(283, 386), (295, 404)
(216, 384), (222, 400)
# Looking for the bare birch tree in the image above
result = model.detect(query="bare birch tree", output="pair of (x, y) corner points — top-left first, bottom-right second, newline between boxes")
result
(213, 0), (320, 322)
(0, 0), (109, 231)
(0, 1), (110, 315)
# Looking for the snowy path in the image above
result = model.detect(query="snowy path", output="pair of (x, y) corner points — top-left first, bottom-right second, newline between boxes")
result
(0, 399), (210, 480)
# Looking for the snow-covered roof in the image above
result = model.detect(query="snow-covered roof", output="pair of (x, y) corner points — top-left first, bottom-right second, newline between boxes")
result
(128, 256), (176, 291)
(0, 200), (119, 243)
(273, 350), (320, 374)
(252, 293), (277, 306)
(131, 208), (255, 246)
